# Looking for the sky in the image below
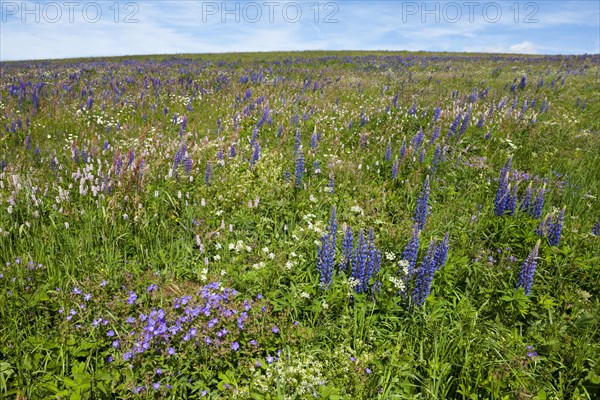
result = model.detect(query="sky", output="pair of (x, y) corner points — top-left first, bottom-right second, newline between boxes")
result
(0, 0), (599, 61)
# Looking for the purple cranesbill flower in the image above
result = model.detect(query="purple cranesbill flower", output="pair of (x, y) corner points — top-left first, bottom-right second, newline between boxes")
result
(72, 287), (82, 295)
(266, 354), (274, 364)
(83, 293), (92, 301)
(112, 340), (119, 348)
(231, 341), (240, 351)
(153, 382), (161, 391)
(168, 347), (176, 355)
(156, 368), (162, 375)
(517, 240), (541, 295)
(127, 291), (137, 305)
(272, 326), (279, 334)
(147, 284), (157, 292)
(106, 329), (115, 337)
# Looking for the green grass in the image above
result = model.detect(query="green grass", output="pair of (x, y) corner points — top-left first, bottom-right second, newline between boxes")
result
(0, 51), (599, 399)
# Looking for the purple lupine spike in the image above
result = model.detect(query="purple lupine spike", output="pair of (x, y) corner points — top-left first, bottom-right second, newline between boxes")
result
(327, 174), (335, 194)
(476, 114), (485, 128)
(458, 108), (471, 137)
(494, 174), (509, 216)
(433, 107), (441, 122)
(184, 158), (193, 175)
(433, 233), (449, 271)
(310, 132), (318, 149)
(402, 224), (420, 275)
(328, 206), (337, 247)
(413, 175), (430, 230)
(535, 213), (552, 237)
(352, 229), (366, 285)
(411, 129), (424, 150)
(447, 114), (461, 138)
(204, 162), (213, 185)
(229, 144), (236, 158)
(592, 220), (600, 236)
(411, 240), (437, 306)
(341, 226), (354, 274)
(385, 142), (392, 162)
(419, 148), (426, 163)
(217, 148), (224, 161)
(361, 228), (376, 293)
(520, 182), (533, 213)
(294, 150), (304, 189)
(391, 157), (399, 179)
(399, 137), (407, 160)
(531, 184), (546, 219)
(429, 126), (440, 145)
(505, 182), (519, 215)
(547, 206), (565, 246)
(517, 240), (540, 295)
(250, 142), (261, 168)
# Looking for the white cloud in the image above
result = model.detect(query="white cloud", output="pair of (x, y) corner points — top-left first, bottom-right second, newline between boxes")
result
(508, 41), (537, 54)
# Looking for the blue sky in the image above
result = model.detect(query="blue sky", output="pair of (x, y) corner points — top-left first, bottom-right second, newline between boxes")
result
(0, 0), (598, 60)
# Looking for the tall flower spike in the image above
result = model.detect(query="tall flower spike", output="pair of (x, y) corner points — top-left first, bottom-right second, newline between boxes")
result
(411, 240), (437, 306)
(517, 240), (541, 295)
(341, 226), (354, 274)
(520, 181), (533, 213)
(399, 137), (407, 160)
(402, 224), (420, 276)
(547, 206), (565, 246)
(531, 183), (546, 219)
(413, 175), (430, 230)
(433, 233), (449, 271)
(385, 142), (392, 162)
(391, 157), (399, 179)
(295, 150), (305, 189)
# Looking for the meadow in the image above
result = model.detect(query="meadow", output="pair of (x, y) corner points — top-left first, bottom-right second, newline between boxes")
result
(0, 51), (599, 399)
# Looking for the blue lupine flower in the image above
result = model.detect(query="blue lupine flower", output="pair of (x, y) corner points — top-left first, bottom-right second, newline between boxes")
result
(399, 138), (407, 159)
(294, 130), (302, 153)
(316, 233), (335, 288)
(411, 129), (424, 150)
(402, 224), (420, 275)
(413, 176), (430, 230)
(534, 213), (552, 238)
(250, 142), (261, 168)
(433, 107), (441, 122)
(433, 232), (449, 271)
(592, 220), (600, 236)
(184, 158), (193, 175)
(391, 158), (399, 179)
(505, 182), (519, 215)
(341, 226), (354, 274)
(447, 114), (461, 138)
(458, 108), (471, 137)
(419, 148), (426, 163)
(517, 240), (540, 295)
(531, 184), (546, 219)
(229, 144), (236, 158)
(411, 240), (437, 306)
(311, 132), (318, 149)
(520, 182), (533, 213)
(494, 156), (512, 216)
(547, 206), (565, 246)
(385, 142), (392, 162)
(431, 144), (441, 172)
(173, 142), (187, 171)
(295, 150), (304, 189)
(429, 126), (440, 145)
(327, 174), (335, 194)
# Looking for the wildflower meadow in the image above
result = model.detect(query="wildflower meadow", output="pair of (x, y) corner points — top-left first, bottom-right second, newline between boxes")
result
(0, 51), (599, 399)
